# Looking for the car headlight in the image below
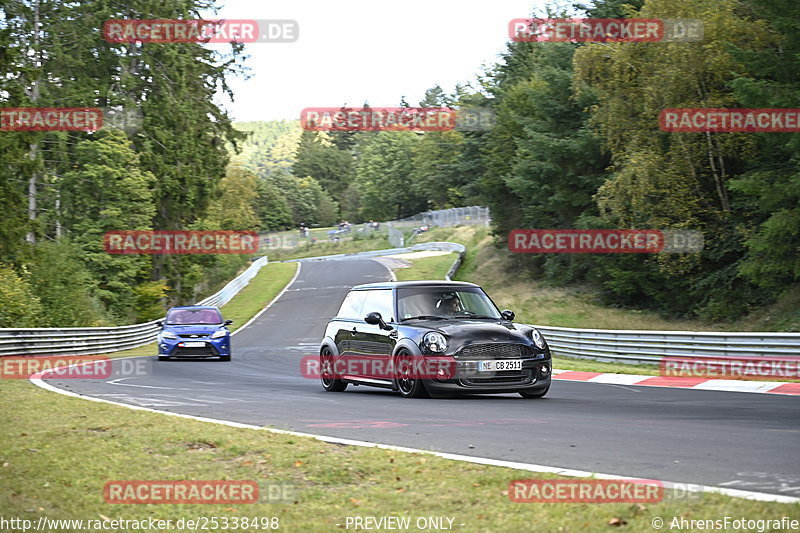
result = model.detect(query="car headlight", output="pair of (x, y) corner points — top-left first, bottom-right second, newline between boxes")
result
(160, 331), (177, 340)
(210, 329), (227, 339)
(422, 332), (448, 353)
(529, 328), (546, 350)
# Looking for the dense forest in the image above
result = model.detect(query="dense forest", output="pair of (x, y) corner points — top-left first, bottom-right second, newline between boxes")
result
(1, 0), (798, 327)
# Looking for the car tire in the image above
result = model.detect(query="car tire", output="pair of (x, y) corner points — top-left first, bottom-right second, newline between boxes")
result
(219, 354), (231, 361)
(395, 350), (430, 399)
(158, 355), (170, 361)
(519, 385), (549, 398)
(320, 348), (347, 392)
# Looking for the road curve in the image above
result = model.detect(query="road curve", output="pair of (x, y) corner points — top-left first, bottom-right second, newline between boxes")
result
(44, 257), (800, 499)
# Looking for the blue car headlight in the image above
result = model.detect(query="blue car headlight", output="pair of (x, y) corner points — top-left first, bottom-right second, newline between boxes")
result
(160, 331), (177, 340)
(529, 328), (546, 350)
(210, 329), (228, 339)
(422, 332), (448, 353)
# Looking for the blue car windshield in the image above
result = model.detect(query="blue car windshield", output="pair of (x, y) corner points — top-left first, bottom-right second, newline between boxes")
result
(166, 308), (222, 325)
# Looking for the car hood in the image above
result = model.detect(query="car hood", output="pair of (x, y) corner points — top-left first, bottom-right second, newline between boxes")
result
(412, 319), (533, 346)
(162, 324), (223, 335)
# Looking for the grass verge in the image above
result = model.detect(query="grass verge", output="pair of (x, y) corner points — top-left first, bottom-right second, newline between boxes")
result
(2, 380), (796, 532)
(392, 253), (457, 281)
(266, 233), (392, 262)
(220, 262), (298, 333)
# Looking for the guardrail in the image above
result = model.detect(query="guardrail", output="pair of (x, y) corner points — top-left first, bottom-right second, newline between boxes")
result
(0, 256), (269, 357)
(532, 325), (800, 364)
(196, 256), (268, 308)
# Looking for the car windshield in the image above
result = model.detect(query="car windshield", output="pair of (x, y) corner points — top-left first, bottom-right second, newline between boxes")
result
(397, 287), (502, 320)
(165, 308), (222, 325)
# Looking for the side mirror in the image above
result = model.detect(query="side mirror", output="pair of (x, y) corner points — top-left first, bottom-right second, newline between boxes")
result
(224, 319), (233, 325)
(364, 312), (392, 331)
(501, 310), (515, 321)
(156, 320), (163, 328)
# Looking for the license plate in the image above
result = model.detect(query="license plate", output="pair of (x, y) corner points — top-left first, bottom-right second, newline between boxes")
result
(182, 341), (206, 348)
(477, 359), (523, 371)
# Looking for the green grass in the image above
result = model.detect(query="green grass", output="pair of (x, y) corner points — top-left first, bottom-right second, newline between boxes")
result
(266, 233), (393, 262)
(219, 262), (298, 332)
(2, 380), (796, 532)
(551, 356), (661, 375)
(393, 253), (458, 281)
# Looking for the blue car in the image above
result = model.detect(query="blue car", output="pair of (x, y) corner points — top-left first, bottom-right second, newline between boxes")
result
(157, 306), (233, 361)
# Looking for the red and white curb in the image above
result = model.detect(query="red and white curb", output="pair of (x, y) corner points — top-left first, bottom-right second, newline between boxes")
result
(552, 369), (800, 396)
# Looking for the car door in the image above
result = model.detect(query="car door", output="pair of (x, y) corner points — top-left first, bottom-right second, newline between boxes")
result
(333, 290), (367, 360)
(353, 289), (397, 380)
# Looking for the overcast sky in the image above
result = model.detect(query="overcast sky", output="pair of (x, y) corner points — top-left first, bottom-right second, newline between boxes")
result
(208, 0), (550, 122)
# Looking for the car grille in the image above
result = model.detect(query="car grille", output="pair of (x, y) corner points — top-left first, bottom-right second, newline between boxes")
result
(462, 369), (535, 386)
(178, 334), (207, 338)
(174, 345), (218, 356)
(456, 343), (529, 360)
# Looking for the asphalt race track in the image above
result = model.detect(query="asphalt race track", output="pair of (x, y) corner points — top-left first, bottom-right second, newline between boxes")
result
(43, 257), (800, 500)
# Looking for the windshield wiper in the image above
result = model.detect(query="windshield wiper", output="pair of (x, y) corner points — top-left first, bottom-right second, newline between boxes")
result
(457, 312), (500, 319)
(400, 315), (446, 321)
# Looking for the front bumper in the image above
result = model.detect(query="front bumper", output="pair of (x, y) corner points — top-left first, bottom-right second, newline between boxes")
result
(159, 337), (231, 357)
(422, 357), (552, 394)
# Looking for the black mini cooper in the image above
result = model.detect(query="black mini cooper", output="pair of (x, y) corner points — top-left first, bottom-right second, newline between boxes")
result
(319, 281), (551, 398)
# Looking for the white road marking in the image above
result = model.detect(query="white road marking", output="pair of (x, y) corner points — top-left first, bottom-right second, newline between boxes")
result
(232, 261), (302, 335)
(107, 378), (192, 390)
(587, 373), (648, 385)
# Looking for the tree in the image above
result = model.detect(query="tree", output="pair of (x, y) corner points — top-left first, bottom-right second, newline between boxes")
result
(60, 129), (156, 322)
(572, 0), (773, 317)
(726, 0), (800, 290)
(354, 132), (426, 220)
(26, 240), (106, 327)
(207, 162), (260, 231)
(254, 176), (294, 231)
(287, 176), (339, 226)
(0, 263), (43, 327)
(292, 130), (353, 199)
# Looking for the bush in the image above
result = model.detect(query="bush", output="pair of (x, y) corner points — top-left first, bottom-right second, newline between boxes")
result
(0, 263), (43, 327)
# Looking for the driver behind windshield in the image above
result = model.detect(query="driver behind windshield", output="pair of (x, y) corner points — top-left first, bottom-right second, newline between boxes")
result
(436, 293), (462, 315)
(166, 309), (221, 325)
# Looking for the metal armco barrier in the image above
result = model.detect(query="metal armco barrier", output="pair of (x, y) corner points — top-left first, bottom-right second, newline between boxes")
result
(531, 325), (800, 364)
(196, 256), (268, 308)
(0, 256), (269, 357)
